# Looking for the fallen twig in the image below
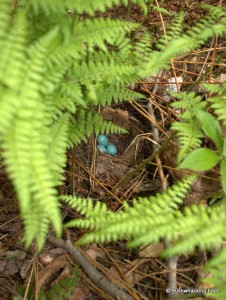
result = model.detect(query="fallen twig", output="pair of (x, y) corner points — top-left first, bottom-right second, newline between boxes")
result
(146, 65), (178, 296)
(48, 235), (134, 300)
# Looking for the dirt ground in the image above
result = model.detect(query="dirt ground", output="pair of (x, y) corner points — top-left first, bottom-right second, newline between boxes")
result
(0, 1), (226, 299)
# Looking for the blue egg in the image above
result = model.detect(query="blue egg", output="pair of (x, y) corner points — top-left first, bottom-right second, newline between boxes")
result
(97, 134), (108, 147)
(106, 144), (117, 156)
(97, 144), (107, 153)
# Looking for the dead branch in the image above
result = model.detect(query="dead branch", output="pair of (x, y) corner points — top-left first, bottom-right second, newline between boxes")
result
(48, 235), (134, 300)
(146, 66), (178, 296)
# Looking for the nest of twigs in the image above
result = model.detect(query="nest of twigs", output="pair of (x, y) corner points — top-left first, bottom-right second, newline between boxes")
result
(68, 105), (161, 203)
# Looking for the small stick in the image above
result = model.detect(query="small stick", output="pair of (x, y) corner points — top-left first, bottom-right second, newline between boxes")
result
(48, 236), (134, 300)
(146, 67), (178, 296)
(197, 38), (215, 81)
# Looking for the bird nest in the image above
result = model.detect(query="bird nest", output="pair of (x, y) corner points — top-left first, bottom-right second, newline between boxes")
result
(69, 105), (161, 203)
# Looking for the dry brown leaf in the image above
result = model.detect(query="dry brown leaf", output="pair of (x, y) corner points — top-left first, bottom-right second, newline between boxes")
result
(1, 260), (19, 275)
(3, 250), (27, 260)
(1, 249), (29, 278)
(95, 157), (113, 176)
(101, 107), (115, 121)
(19, 259), (33, 279)
(70, 280), (90, 300)
(0, 221), (22, 232)
(139, 243), (164, 259)
(0, 189), (4, 201)
(39, 248), (65, 265)
(95, 156), (128, 179)
(107, 262), (148, 288)
(105, 243), (164, 289)
(125, 243), (164, 274)
(101, 107), (129, 129)
(36, 254), (70, 293)
(0, 242), (9, 254)
(86, 245), (105, 261)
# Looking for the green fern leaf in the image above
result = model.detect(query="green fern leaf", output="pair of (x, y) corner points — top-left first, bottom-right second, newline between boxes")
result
(205, 83), (226, 125)
(75, 18), (138, 52)
(171, 121), (204, 163)
(47, 112), (70, 184)
(45, 271), (79, 300)
(162, 205), (226, 256)
(203, 248), (226, 299)
(26, 0), (151, 16)
(1, 21), (62, 250)
(63, 176), (196, 246)
(156, 12), (184, 50)
(68, 110), (127, 146)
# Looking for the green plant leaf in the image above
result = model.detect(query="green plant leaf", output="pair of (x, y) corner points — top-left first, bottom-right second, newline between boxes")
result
(220, 158), (226, 195)
(223, 138), (226, 157)
(195, 109), (223, 153)
(178, 148), (220, 171)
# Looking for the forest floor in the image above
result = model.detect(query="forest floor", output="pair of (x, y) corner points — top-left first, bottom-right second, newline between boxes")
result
(0, 1), (226, 300)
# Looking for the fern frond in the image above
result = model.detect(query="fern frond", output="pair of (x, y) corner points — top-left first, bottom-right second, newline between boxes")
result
(132, 32), (153, 63)
(62, 195), (110, 218)
(156, 12), (184, 50)
(141, 7), (226, 77)
(64, 176), (196, 245)
(0, 11), (27, 134)
(135, 0), (148, 15)
(1, 19), (63, 249)
(203, 82), (225, 94)
(0, 0), (11, 42)
(162, 204), (226, 256)
(170, 92), (205, 162)
(68, 110), (127, 146)
(171, 122), (204, 163)
(171, 92), (206, 118)
(204, 83), (226, 125)
(75, 50), (140, 103)
(149, 4), (172, 16)
(47, 112), (70, 184)
(187, 7), (226, 42)
(59, 82), (86, 111)
(203, 248), (226, 299)
(26, 0), (120, 15)
(99, 86), (145, 105)
(45, 270), (79, 300)
(2, 0), (226, 254)
(26, 0), (151, 16)
(75, 18), (138, 52)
